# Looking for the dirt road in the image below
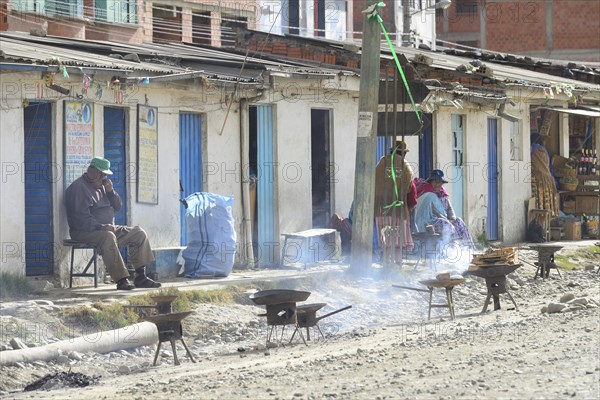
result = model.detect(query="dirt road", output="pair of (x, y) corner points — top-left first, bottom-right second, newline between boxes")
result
(1, 248), (599, 399)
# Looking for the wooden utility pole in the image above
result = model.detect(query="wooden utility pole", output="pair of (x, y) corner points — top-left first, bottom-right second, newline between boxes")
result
(350, 1), (381, 273)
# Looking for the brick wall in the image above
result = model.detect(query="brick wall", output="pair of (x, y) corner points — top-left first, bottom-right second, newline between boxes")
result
(552, 0), (600, 50)
(240, 30), (350, 67)
(352, 0), (395, 40)
(86, 21), (144, 44)
(237, 28), (425, 75)
(485, 0), (547, 52)
(438, 0), (599, 56)
(439, 2), (481, 34)
(0, 0), (8, 31)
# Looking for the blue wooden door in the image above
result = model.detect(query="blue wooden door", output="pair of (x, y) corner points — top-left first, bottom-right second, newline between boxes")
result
(256, 105), (276, 267)
(179, 113), (203, 245)
(451, 114), (464, 219)
(24, 102), (53, 276)
(418, 114), (433, 179)
(103, 107), (127, 227)
(487, 118), (499, 240)
(376, 136), (390, 162)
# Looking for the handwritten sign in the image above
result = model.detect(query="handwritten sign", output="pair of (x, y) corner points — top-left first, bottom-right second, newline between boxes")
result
(357, 112), (373, 137)
(137, 105), (158, 204)
(64, 101), (94, 186)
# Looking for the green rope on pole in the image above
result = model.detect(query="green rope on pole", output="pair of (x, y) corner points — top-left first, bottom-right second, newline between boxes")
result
(383, 145), (404, 213)
(375, 14), (422, 123)
(366, 2), (386, 20)
(364, 2), (413, 212)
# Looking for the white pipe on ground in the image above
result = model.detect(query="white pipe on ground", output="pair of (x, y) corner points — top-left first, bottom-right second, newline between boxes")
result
(0, 322), (158, 366)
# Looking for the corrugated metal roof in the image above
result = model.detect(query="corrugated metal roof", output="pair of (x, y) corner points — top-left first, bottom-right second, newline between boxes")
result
(286, 32), (600, 92)
(0, 31), (354, 84)
(384, 46), (600, 93)
(0, 35), (185, 74)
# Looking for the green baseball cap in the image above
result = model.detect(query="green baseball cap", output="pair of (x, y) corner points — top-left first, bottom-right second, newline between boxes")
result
(89, 157), (113, 175)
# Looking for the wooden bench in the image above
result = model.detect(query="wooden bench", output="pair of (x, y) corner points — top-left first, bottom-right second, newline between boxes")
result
(281, 229), (341, 268)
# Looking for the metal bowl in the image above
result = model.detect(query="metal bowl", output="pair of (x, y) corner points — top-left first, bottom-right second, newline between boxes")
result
(150, 295), (179, 304)
(466, 264), (521, 279)
(527, 245), (564, 253)
(144, 311), (193, 324)
(296, 303), (327, 314)
(249, 289), (311, 305)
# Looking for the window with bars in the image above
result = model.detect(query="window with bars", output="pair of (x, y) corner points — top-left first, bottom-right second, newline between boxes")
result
(95, 0), (137, 24)
(12, 0), (83, 18)
(455, 0), (477, 14)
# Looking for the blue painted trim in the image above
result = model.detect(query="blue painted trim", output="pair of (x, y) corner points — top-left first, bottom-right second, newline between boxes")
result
(179, 113), (203, 245)
(257, 105), (275, 267)
(487, 118), (499, 241)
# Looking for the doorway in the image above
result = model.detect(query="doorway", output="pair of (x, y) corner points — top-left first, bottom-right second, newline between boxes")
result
(311, 109), (332, 228)
(24, 102), (54, 276)
(103, 107), (128, 227)
(450, 114), (465, 219)
(249, 105), (277, 267)
(487, 118), (499, 241)
(179, 113), (203, 245)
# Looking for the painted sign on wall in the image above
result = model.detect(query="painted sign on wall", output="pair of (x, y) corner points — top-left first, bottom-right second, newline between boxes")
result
(64, 101), (94, 186)
(137, 105), (159, 204)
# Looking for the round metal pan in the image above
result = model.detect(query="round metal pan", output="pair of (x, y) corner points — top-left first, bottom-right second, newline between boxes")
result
(466, 264), (521, 278)
(296, 303), (327, 314)
(150, 295), (179, 304)
(249, 289), (311, 305)
(144, 311), (193, 324)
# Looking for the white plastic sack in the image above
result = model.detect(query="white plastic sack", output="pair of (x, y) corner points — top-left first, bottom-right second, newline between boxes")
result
(182, 192), (236, 278)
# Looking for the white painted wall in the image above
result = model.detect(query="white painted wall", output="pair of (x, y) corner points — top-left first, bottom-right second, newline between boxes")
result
(268, 76), (361, 263)
(497, 100), (531, 244)
(0, 78), (26, 275)
(0, 70), (362, 278)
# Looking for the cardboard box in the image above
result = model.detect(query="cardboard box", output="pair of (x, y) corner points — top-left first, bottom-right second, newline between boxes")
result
(550, 227), (563, 241)
(563, 221), (582, 240)
(575, 196), (599, 214)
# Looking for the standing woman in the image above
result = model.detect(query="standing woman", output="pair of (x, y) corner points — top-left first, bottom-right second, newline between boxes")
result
(374, 141), (417, 264)
(530, 134), (559, 216)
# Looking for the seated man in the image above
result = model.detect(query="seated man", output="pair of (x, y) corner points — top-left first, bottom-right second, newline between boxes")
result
(65, 157), (161, 290)
(413, 169), (474, 247)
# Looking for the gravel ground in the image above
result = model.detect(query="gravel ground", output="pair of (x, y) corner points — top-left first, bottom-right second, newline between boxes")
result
(1, 245), (599, 399)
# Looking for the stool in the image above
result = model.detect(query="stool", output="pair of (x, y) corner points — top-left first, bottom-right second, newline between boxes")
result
(63, 239), (98, 288)
(534, 261), (562, 279)
(411, 232), (442, 271)
(420, 279), (463, 320)
(281, 229), (340, 268)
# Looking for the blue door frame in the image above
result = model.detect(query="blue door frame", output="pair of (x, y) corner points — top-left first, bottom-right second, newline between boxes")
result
(103, 107), (128, 227)
(418, 114), (433, 179)
(450, 115), (465, 219)
(179, 113), (203, 245)
(24, 102), (54, 276)
(256, 105), (276, 267)
(487, 118), (499, 241)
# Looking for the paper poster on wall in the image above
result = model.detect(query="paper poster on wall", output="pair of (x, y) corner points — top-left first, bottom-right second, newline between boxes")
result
(137, 105), (159, 204)
(64, 101), (94, 186)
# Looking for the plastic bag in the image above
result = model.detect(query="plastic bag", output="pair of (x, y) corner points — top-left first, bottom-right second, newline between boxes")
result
(182, 192), (237, 278)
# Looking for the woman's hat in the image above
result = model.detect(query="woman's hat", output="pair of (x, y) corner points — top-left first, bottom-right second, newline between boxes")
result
(391, 140), (409, 154)
(426, 169), (447, 183)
